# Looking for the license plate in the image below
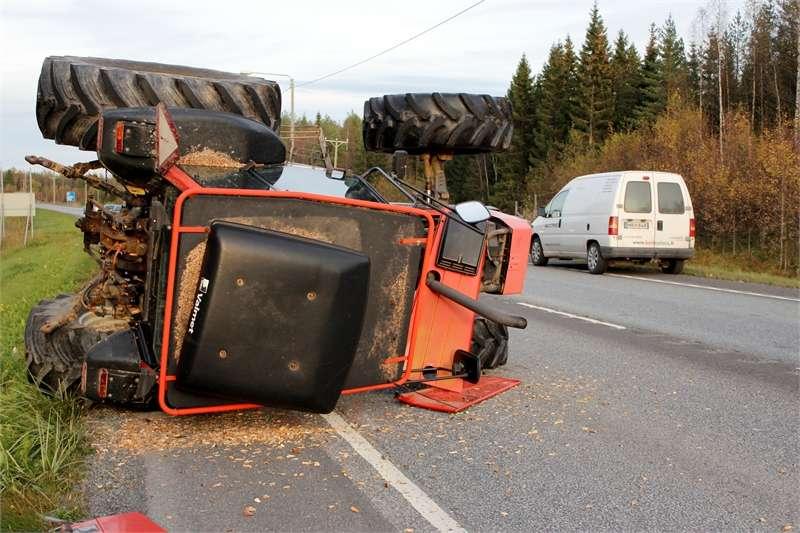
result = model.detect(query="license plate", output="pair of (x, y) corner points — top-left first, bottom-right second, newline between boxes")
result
(624, 219), (649, 230)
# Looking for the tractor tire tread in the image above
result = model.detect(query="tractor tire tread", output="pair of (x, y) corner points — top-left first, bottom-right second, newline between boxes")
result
(37, 56), (281, 150)
(363, 92), (512, 155)
(471, 317), (510, 370)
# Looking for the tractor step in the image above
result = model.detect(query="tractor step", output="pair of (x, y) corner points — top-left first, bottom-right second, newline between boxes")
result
(397, 376), (520, 413)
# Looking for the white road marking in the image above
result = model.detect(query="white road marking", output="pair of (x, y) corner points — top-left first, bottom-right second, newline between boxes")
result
(321, 411), (466, 533)
(606, 273), (800, 302)
(517, 302), (627, 330)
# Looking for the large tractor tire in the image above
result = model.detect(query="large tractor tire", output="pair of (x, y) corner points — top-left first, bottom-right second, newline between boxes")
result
(471, 317), (509, 370)
(24, 295), (121, 394)
(25, 295), (87, 393)
(36, 56), (282, 150)
(363, 93), (513, 154)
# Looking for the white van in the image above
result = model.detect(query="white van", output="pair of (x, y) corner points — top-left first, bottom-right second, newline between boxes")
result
(531, 171), (694, 274)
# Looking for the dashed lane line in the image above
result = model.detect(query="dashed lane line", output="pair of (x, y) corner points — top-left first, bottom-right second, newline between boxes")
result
(517, 302), (627, 330)
(606, 273), (800, 302)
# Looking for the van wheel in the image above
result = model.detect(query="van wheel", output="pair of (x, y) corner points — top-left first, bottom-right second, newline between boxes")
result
(587, 242), (607, 274)
(531, 237), (548, 266)
(660, 259), (685, 274)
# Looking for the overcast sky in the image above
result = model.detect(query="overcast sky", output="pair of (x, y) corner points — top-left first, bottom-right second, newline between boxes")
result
(0, 0), (744, 169)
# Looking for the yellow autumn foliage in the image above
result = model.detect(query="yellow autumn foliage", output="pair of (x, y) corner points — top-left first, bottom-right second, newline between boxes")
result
(534, 99), (799, 273)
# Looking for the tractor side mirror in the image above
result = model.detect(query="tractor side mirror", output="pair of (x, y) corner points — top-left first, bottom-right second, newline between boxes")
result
(392, 150), (408, 179)
(537, 207), (546, 217)
(454, 201), (491, 224)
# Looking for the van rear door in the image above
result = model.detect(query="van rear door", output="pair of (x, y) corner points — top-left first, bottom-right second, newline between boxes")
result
(618, 176), (656, 249)
(654, 174), (691, 251)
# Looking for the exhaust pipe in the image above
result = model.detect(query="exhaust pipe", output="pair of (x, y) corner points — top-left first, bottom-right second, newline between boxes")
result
(425, 273), (527, 329)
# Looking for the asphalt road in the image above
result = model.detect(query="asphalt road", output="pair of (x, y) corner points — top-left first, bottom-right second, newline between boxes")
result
(38, 202), (84, 217)
(82, 261), (798, 531)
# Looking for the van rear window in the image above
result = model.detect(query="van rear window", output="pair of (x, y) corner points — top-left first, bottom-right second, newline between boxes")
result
(624, 182), (652, 213)
(657, 182), (685, 214)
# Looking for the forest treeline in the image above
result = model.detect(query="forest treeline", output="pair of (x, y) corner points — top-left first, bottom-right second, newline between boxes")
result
(2, 1), (797, 272)
(301, 0), (800, 273)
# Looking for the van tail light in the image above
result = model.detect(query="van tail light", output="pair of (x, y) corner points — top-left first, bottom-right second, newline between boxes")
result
(689, 218), (696, 238)
(608, 216), (618, 236)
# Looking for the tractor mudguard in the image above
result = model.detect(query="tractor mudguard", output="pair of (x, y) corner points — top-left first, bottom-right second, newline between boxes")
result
(97, 107), (286, 186)
(175, 221), (370, 413)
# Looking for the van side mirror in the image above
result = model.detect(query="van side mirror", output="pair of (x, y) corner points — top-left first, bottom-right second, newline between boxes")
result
(537, 207), (546, 218)
(454, 201), (491, 224)
(392, 150), (408, 179)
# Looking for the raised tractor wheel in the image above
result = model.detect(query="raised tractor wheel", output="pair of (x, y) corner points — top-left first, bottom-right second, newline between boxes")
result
(471, 317), (509, 370)
(363, 93), (513, 154)
(24, 295), (101, 394)
(36, 56), (282, 150)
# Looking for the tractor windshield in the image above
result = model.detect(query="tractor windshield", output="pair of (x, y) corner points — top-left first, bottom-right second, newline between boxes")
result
(180, 163), (386, 203)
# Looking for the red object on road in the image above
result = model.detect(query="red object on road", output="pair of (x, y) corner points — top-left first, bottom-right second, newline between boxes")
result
(65, 512), (166, 533)
(397, 376), (521, 413)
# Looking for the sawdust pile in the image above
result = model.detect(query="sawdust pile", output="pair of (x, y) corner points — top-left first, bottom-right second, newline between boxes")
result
(179, 148), (242, 167)
(377, 264), (411, 382)
(173, 242), (206, 359)
(88, 409), (330, 455)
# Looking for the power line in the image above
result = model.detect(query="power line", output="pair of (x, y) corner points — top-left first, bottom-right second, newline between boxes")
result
(297, 0), (486, 87)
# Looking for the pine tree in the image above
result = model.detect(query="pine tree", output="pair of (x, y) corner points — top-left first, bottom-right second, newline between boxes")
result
(700, 31), (734, 135)
(687, 42), (703, 108)
(728, 10), (750, 106)
(536, 37), (581, 156)
(446, 155), (488, 203)
(659, 15), (689, 98)
(494, 54), (536, 209)
(774, 0), (798, 129)
(635, 24), (666, 124)
(741, 2), (779, 131)
(562, 37), (581, 133)
(575, 3), (614, 146)
(536, 42), (565, 156)
(610, 30), (641, 130)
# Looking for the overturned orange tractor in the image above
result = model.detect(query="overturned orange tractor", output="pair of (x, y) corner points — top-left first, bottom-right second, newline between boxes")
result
(25, 56), (531, 415)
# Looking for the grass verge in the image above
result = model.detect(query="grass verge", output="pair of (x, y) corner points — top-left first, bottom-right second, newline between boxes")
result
(1, 209), (96, 532)
(684, 247), (799, 289)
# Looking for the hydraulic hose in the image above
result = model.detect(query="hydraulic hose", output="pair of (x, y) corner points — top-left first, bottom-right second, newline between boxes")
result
(425, 272), (528, 329)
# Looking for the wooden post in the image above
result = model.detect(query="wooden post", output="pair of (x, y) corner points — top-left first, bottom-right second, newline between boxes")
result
(29, 167), (34, 241)
(0, 167), (4, 246)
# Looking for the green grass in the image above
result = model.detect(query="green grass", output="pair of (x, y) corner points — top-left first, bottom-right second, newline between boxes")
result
(684, 247), (799, 289)
(1, 209), (96, 532)
(608, 247), (799, 289)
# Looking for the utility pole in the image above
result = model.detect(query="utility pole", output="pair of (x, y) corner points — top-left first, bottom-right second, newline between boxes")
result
(1, 167), (5, 244)
(289, 77), (295, 162)
(325, 138), (349, 168)
(241, 71), (295, 160)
